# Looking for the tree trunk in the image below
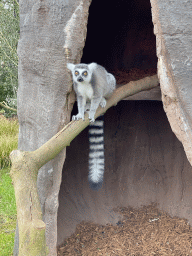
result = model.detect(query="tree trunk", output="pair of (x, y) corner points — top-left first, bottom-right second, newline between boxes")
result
(10, 151), (48, 256)
(15, 1), (92, 255)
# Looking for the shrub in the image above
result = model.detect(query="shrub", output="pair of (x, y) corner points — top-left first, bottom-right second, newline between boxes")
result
(0, 115), (19, 168)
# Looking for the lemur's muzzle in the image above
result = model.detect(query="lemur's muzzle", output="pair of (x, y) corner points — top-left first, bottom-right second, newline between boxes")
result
(77, 77), (84, 82)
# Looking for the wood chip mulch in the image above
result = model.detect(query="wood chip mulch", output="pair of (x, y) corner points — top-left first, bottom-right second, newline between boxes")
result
(58, 204), (192, 256)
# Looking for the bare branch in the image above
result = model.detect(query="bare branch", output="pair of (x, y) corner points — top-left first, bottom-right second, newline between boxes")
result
(0, 102), (17, 113)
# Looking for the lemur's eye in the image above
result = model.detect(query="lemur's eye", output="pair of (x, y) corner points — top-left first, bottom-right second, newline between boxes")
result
(75, 71), (79, 76)
(83, 71), (88, 76)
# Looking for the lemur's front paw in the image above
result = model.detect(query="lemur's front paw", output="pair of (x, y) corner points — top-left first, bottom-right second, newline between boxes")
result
(89, 117), (95, 123)
(100, 98), (107, 108)
(89, 113), (95, 123)
(72, 113), (84, 121)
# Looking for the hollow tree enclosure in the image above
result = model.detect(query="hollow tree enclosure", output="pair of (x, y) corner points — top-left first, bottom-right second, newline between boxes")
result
(58, 0), (192, 246)
(15, 0), (192, 255)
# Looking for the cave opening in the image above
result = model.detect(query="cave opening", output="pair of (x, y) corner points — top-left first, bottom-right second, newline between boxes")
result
(81, 0), (157, 84)
(57, 0), (192, 246)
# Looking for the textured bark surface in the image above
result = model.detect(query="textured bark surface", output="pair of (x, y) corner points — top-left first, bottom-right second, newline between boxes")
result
(15, 0), (91, 255)
(150, 0), (192, 164)
(10, 150), (48, 256)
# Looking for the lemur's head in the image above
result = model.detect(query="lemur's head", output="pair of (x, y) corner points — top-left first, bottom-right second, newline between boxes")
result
(67, 63), (97, 83)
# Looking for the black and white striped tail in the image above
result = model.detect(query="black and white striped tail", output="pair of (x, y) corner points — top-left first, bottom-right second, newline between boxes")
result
(88, 115), (104, 190)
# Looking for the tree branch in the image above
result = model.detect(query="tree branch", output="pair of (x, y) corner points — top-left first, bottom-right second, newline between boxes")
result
(33, 74), (159, 169)
(0, 102), (17, 113)
(10, 74), (159, 255)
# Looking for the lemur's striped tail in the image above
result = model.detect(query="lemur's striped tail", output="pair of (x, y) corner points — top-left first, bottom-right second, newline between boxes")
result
(88, 115), (104, 190)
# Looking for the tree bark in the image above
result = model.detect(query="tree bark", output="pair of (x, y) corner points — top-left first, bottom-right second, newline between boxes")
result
(10, 74), (159, 256)
(10, 151), (48, 256)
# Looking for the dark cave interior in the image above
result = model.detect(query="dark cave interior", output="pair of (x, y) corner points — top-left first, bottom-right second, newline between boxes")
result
(81, 0), (157, 84)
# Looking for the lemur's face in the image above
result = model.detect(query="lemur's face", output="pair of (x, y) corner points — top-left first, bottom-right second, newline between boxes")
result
(73, 68), (92, 83)
(67, 63), (92, 83)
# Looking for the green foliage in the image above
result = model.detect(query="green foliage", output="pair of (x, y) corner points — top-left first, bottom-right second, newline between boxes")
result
(0, 168), (17, 256)
(0, 115), (19, 168)
(0, 116), (18, 255)
(0, 0), (19, 115)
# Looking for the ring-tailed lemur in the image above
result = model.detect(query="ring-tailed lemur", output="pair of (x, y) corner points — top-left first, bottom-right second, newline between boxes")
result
(67, 63), (116, 190)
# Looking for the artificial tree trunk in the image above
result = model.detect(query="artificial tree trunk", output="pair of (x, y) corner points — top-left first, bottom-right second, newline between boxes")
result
(15, 1), (92, 255)
(11, 75), (159, 256)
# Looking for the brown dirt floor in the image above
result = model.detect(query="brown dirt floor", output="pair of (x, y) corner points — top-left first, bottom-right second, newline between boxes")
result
(112, 68), (157, 85)
(58, 204), (192, 256)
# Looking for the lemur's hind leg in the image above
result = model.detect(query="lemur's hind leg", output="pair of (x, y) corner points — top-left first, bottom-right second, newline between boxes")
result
(99, 97), (107, 108)
(85, 102), (91, 112)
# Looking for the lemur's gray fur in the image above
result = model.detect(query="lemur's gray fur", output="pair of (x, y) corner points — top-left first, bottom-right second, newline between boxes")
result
(67, 62), (116, 190)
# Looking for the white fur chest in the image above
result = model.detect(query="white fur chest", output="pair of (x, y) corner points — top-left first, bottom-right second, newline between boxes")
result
(77, 82), (94, 100)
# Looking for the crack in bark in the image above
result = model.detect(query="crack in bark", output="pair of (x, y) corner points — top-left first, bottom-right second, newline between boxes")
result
(30, 191), (33, 221)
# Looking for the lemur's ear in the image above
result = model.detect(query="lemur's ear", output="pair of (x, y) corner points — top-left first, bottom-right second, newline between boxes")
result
(67, 63), (75, 71)
(88, 63), (97, 72)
